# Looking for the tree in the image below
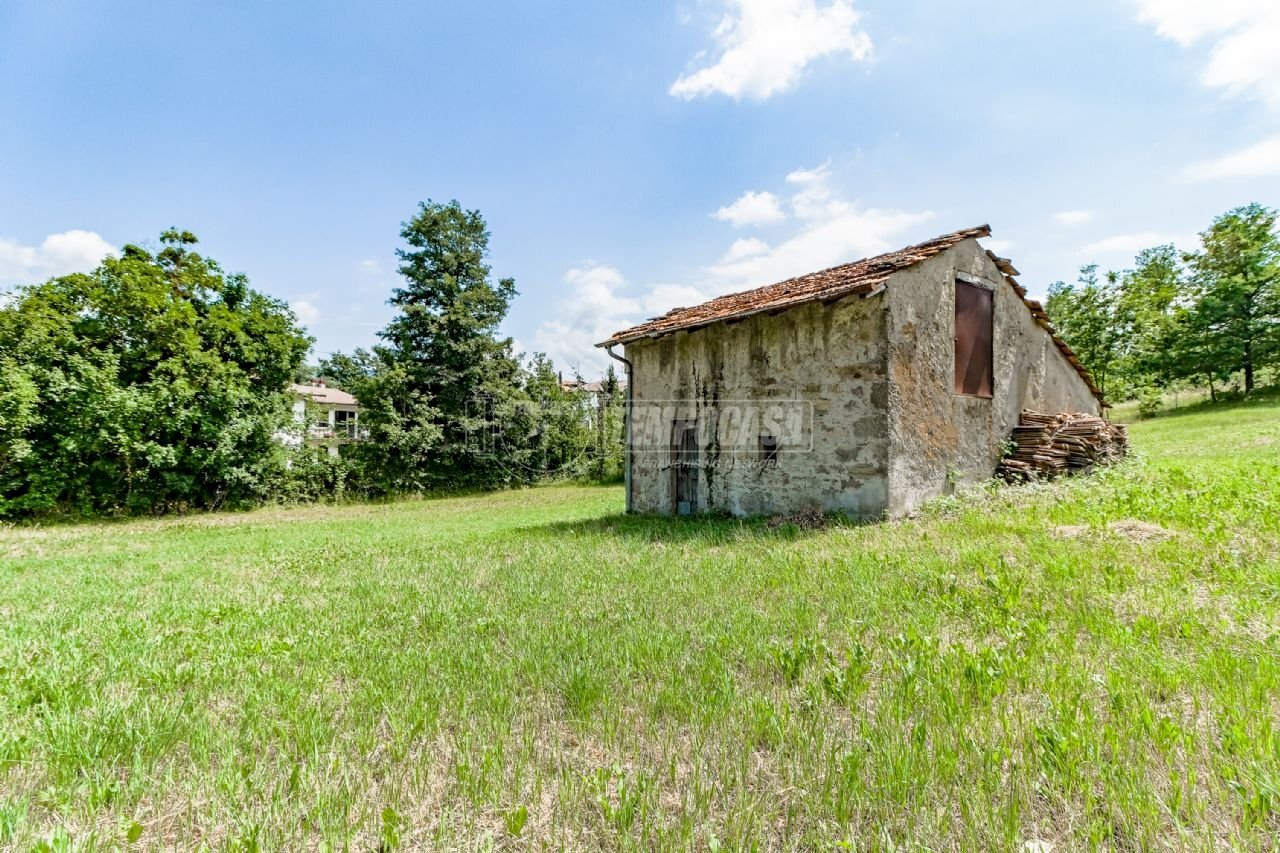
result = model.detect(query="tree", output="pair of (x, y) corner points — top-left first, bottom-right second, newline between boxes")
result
(337, 200), (528, 491)
(1113, 245), (1184, 391)
(592, 364), (626, 481)
(521, 353), (591, 479)
(0, 358), (39, 487)
(1045, 265), (1125, 398)
(0, 230), (311, 516)
(318, 348), (380, 392)
(1183, 203), (1280, 394)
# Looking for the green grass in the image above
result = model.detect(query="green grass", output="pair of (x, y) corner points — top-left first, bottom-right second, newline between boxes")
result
(2, 403), (1279, 850)
(1107, 382), (1278, 424)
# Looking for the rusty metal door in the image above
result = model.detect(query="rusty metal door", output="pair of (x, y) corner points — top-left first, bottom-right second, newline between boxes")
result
(672, 419), (698, 515)
(954, 280), (994, 397)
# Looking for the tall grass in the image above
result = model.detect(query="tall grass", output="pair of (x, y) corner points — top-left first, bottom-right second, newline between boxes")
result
(1, 401), (1278, 849)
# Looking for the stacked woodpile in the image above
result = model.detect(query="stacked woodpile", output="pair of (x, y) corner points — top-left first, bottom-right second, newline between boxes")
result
(997, 410), (1128, 482)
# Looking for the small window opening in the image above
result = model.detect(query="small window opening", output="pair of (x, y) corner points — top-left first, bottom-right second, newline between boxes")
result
(758, 434), (779, 468)
(954, 280), (994, 397)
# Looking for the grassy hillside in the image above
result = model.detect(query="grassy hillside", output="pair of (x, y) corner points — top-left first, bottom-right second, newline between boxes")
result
(2, 401), (1278, 850)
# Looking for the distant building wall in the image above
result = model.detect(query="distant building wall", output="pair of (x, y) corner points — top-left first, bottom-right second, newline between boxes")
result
(884, 238), (1102, 516)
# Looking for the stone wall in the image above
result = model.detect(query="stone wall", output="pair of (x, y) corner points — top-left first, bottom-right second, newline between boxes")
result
(883, 238), (1102, 516)
(623, 293), (890, 517)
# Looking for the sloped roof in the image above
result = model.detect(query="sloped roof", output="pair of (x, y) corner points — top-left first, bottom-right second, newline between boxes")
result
(596, 226), (992, 347)
(561, 378), (627, 394)
(595, 225), (1104, 403)
(289, 383), (359, 406)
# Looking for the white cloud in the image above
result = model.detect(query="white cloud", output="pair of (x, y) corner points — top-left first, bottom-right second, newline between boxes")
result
(783, 160), (848, 221)
(983, 239), (1016, 255)
(1135, 0), (1280, 108)
(290, 299), (322, 326)
(1183, 134), (1280, 180)
(1081, 231), (1189, 255)
(712, 191), (786, 227)
(707, 161), (932, 292)
(537, 161), (933, 373)
(1052, 210), (1094, 226)
(670, 0), (873, 101)
(532, 265), (641, 376)
(722, 237), (771, 261)
(784, 161), (831, 185)
(1137, 2), (1280, 182)
(0, 230), (115, 285)
(707, 207), (933, 292)
(642, 283), (710, 315)
(358, 259), (382, 273)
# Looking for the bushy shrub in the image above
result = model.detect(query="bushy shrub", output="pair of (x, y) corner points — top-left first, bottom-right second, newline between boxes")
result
(1137, 386), (1164, 419)
(275, 449), (355, 504)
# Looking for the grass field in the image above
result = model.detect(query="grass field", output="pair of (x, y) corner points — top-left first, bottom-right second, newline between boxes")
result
(2, 401), (1279, 850)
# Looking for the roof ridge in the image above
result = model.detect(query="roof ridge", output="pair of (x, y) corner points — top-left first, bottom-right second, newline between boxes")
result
(683, 225), (988, 317)
(597, 224), (991, 348)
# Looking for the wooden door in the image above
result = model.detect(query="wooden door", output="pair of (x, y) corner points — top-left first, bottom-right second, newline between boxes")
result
(673, 420), (699, 515)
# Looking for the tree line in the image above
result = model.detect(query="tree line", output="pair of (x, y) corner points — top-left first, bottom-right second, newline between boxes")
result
(1046, 203), (1280, 412)
(0, 202), (624, 518)
(5, 199), (1272, 517)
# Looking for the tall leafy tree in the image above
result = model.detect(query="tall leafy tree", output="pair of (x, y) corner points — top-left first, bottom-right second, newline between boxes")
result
(1116, 245), (1185, 388)
(341, 200), (527, 491)
(592, 364), (626, 481)
(0, 358), (39, 487)
(1183, 203), (1280, 394)
(511, 354), (587, 480)
(0, 230), (311, 516)
(318, 348), (379, 392)
(1045, 265), (1125, 398)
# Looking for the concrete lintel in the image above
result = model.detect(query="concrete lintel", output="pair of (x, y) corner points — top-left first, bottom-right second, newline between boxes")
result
(954, 270), (996, 290)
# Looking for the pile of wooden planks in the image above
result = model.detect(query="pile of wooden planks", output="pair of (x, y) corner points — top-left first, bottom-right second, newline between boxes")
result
(997, 410), (1128, 482)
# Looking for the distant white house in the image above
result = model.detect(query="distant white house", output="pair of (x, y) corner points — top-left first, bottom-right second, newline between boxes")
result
(559, 376), (626, 411)
(284, 380), (366, 457)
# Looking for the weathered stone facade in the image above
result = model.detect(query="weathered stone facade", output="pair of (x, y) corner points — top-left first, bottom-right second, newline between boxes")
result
(615, 235), (1102, 519)
(626, 289), (889, 517)
(883, 239), (1100, 516)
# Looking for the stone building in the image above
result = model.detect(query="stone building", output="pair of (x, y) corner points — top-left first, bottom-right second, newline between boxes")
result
(597, 226), (1104, 519)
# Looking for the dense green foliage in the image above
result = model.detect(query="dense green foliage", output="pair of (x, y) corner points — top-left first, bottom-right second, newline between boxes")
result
(0, 231), (311, 517)
(0, 201), (626, 517)
(323, 200), (624, 494)
(2, 400), (1277, 849)
(1048, 203), (1280, 404)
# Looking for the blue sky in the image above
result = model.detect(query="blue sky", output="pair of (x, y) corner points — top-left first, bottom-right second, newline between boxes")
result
(3, 0), (1278, 375)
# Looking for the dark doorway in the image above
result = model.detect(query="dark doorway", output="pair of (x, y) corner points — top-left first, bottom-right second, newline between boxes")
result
(672, 419), (699, 515)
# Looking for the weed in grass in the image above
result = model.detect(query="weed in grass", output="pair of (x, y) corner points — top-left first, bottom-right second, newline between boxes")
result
(502, 804), (528, 838)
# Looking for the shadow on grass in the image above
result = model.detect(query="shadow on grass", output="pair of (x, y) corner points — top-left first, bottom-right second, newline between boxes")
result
(526, 510), (873, 545)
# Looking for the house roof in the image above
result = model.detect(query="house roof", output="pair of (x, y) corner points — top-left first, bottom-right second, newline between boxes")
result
(561, 378), (627, 394)
(595, 225), (1104, 403)
(289, 382), (359, 407)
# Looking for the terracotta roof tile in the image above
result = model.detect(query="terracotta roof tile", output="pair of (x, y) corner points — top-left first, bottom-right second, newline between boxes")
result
(289, 383), (359, 407)
(596, 225), (1104, 404)
(598, 226), (993, 348)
